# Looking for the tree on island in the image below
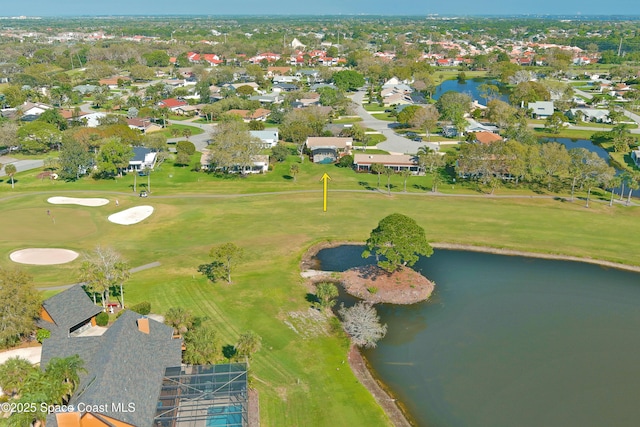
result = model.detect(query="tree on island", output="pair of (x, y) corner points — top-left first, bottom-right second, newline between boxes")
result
(362, 213), (433, 273)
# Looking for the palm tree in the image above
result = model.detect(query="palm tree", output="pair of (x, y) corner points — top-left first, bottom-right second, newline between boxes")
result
(44, 355), (85, 404)
(0, 356), (36, 397)
(4, 163), (17, 188)
(235, 330), (262, 366)
(607, 176), (621, 206)
(627, 172), (640, 206)
(371, 163), (384, 188)
(400, 169), (411, 192)
(165, 307), (194, 335)
(383, 167), (394, 195)
(289, 163), (299, 182)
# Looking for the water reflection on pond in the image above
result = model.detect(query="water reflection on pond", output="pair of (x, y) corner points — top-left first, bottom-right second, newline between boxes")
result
(317, 246), (640, 427)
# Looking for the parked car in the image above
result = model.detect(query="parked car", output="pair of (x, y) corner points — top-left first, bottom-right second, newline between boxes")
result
(413, 136), (423, 142)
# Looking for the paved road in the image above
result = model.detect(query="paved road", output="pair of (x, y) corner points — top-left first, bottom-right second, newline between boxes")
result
(0, 158), (44, 177)
(166, 118), (215, 152)
(351, 91), (439, 154)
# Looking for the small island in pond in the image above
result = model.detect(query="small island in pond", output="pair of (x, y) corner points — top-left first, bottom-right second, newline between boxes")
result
(340, 264), (435, 305)
(309, 213), (437, 305)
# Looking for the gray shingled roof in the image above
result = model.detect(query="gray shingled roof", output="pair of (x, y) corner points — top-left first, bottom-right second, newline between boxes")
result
(43, 309), (182, 427)
(70, 310), (182, 426)
(38, 285), (103, 337)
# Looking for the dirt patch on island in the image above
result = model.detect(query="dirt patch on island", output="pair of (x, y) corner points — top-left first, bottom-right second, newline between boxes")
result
(340, 265), (434, 305)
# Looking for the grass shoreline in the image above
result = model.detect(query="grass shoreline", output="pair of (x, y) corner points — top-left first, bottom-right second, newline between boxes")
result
(302, 238), (640, 427)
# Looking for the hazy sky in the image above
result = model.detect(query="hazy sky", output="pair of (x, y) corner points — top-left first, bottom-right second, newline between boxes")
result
(2, 0), (638, 17)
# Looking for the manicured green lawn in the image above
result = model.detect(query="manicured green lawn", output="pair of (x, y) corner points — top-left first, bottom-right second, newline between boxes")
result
(168, 114), (192, 121)
(1, 155), (640, 426)
(160, 124), (205, 138)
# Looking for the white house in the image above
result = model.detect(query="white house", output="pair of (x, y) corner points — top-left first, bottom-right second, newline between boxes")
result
(527, 101), (554, 119)
(250, 130), (279, 148)
(200, 150), (269, 174)
(128, 147), (157, 172)
(353, 154), (421, 173)
(21, 102), (52, 117)
(568, 108), (611, 123)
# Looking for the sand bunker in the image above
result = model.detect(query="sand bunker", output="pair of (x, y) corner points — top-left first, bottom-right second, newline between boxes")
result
(48, 196), (110, 207)
(108, 205), (154, 225)
(10, 248), (80, 265)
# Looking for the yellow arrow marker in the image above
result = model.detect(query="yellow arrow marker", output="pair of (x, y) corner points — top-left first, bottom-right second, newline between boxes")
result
(320, 173), (331, 212)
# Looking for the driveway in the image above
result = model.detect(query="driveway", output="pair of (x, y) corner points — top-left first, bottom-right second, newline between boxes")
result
(0, 345), (41, 365)
(166, 118), (215, 152)
(351, 91), (439, 154)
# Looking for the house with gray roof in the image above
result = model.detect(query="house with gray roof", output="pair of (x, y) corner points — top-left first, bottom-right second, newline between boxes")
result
(567, 108), (611, 123)
(305, 137), (353, 163)
(38, 285), (103, 338)
(250, 129), (279, 148)
(527, 101), (555, 119)
(40, 286), (182, 427)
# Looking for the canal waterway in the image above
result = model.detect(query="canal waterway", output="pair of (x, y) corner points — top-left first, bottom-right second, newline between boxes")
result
(317, 246), (640, 427)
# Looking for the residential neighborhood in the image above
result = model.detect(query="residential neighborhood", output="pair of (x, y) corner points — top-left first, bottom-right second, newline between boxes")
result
(1, 12), (640, 427)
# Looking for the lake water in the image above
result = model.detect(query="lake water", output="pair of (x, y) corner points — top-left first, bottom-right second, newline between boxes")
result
(433, 78), (509, 104)
(317, 246), (640, 427)
(541, 137), (638, 197)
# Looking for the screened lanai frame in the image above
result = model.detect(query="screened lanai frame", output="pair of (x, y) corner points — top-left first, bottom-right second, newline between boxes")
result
(153, 363), (248, 427)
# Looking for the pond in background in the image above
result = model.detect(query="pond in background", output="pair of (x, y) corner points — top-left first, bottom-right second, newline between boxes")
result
(433, 78), (509, 104)
(542, 137), (638, 197)
(317, 246), (640, 427)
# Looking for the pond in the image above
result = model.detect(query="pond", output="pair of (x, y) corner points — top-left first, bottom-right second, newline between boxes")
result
(541, 137), (639, 197)
(316, 246), (640, 427)
(433, 78), (509, 104)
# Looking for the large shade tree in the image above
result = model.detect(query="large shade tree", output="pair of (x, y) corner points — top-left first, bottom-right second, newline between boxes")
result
(79, 246), (130, 308)
(362, 213), (433, 272)
(0, 269), (41, 348)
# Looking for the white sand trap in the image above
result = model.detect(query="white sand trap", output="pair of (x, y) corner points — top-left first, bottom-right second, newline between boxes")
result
(10, 248), (79, 265)
(108, 205), (154, 225)
(48, 196), (110, 207)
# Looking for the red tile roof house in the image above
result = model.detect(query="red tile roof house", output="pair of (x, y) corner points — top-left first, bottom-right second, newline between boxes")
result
(225, 108), (271, 122)
(305, 137), (353, 163)
(159, 97), (188, 111)
(98, 76), (131, 89)
(474, 131), (503, 145)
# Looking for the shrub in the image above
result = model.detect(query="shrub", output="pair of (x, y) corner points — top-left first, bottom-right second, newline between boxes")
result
(36, 328), (51, 343)
(271, 144), (289, 162)
(337, 154), (354, 168)
(130, 301), (151, 315)
(95, 312), (109, 326)
(176, 140), (195, 155)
